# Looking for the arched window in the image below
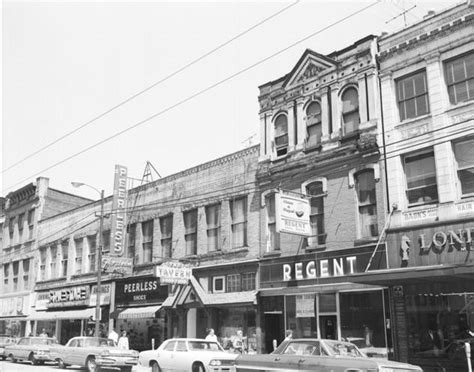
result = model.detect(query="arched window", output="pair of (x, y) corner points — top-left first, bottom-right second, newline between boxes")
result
(306, 181), (326, 246)
(274, 114), (288, 157)
(341, 87), (360, 134)
(355, 169), (378, 238)
(306, 102), (322, 147)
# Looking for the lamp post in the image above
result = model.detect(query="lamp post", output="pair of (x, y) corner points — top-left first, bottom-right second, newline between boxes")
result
(71, 182), (104, 338)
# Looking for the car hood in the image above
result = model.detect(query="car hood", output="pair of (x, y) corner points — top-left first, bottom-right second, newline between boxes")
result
(367, 358), (422, 371)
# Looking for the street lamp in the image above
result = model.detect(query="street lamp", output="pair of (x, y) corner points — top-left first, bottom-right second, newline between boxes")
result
(71, 182), (104, 338)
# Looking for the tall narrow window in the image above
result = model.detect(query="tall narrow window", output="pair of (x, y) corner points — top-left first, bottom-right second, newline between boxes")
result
(242, 272), (256, 291)
(39, 248), (47, 281)
(183, 210), (198, 256)
(306, 182), (326, 246)
(8, 217), (14, 240)
(206, 204), (221, 252)
(454, 138), (474, 196)
(160, 216), (173, 258)
(0, 223), (3, 249)
(266, 194), (280, 251)
(61, 240), (69, 277)
(230, 197), (247, 248)
(50, 246), (58, 278)
(22, 259), (30, 290)
(445, 52), (474, 105)
(355, 170), (378, 238)
(18, 213), (25, 239)
(127, 224), (136, 263)
(102, 230), (111, 253)
(227, 274), (242, 292)
(306, 102), (322, 147)
(142, 220), (154, 263)
(3, 263), (9, 292)
(88, 235), (97, 272)
(397, 70), (429, 121)
(341, 87), (360, 134)
(12, 261), (19, 291)
(404, 150), (438, 206)
(74, 238), (83, 275)
(27, 209), (35, 239)
(274, 114), (288, 157)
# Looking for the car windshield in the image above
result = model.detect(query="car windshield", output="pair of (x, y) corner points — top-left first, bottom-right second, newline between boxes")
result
(0, 337), (13, 343)
(31, 338), (58, 345)
(188, 341), (223, 352)
(84, 338), (116, 347)
(323, 340), (364, 357)
(281, 341), (326, 356)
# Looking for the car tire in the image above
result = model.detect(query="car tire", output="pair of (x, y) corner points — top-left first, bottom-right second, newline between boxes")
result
(121, 367), (132, 372)
(9, 354), (17, 363)
(57, 358), (68, 369)
(86, 356), (100, 372)
(151, 361), (161, 372)
(29, 352), (40, 365)
(192, 362), (205, 372)
(0, 355), (5, 361)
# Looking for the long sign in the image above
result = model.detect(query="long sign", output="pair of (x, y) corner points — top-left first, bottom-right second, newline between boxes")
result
(275, 191), (311, 236)
(48, 286), (90, 308)
(155, 262), (192, 285)
(115, 277), (168, 306)
(109, 164), (128, 257)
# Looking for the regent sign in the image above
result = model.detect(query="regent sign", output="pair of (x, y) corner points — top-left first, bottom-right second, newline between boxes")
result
(275, 191), (311, 236)
(109, 164), (128, 257)
(283, 256), (357, 281)
(155, 262), (192, 285)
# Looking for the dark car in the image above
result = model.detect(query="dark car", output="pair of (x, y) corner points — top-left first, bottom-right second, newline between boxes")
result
(4, 336), (58, 365)
(219, 339), (423, 372)
(0, 335), (16, 360)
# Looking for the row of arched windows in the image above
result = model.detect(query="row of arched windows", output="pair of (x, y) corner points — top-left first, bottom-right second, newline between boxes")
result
(273, 86), (360, 157)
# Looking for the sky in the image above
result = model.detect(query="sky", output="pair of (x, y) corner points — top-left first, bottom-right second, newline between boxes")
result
(1, 0), (462, 200)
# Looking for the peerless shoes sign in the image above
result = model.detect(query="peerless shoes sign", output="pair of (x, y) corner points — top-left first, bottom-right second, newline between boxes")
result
(115, 277), (168, 306)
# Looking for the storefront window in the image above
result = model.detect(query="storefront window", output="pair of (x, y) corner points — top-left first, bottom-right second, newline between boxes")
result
(36, 320), (56, 338)
(216, 306), (256, 354)
(116, 311), (167, 351)
(0, 319), (25, 337)
(286, 295), (317, 339)
(405, 282), (474, 367)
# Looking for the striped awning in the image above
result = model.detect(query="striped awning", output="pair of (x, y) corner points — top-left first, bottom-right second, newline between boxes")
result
(115, 305), (162, 319)
(28, 307), (95, 320)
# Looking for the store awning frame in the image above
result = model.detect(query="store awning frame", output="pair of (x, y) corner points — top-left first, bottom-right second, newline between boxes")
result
(113, 305), (162, 319)
(27, 307), (96, 321)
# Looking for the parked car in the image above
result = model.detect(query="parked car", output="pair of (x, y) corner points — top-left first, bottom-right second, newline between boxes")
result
(50, 336), (138, 372)
(227, 339), (423, 372)
(0, 335), (16, 360)
(4, 336), (58, 365)
(138, 338), (238, 372)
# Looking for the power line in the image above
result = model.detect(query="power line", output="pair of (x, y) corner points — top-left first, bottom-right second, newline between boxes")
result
(1, 1), (380, 194)
(2, 0), (300, 175)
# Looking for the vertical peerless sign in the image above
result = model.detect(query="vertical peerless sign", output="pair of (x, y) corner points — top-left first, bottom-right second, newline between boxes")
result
(110, 165), (128, 257)
(275, 190), (311, 236)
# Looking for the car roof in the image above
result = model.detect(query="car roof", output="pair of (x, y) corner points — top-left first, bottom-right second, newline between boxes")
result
(164, 338), (214, 342)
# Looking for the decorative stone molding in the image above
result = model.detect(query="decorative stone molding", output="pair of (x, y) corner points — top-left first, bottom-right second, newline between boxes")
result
(348, 164), (380, 188)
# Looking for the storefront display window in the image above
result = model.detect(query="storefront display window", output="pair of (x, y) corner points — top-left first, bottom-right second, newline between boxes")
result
(0, 319), (25, 337)
(216, 306), (256, 354)
(36, 320), (56, 338)
(116, 311), (167, 351)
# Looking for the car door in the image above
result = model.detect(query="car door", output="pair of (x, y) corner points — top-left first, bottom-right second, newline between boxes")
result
(174, 340), (191, 372)
(159, 340), (177, 372)
(17, 338), (30, 360)
(65, 339), (79, 365)
(296, 341), (324, 372)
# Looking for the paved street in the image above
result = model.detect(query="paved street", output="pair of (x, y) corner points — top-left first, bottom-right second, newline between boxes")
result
(0, 361), (150, 372)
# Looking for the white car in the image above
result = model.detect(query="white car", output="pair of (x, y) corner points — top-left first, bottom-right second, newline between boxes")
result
(138, 338), (238, 372)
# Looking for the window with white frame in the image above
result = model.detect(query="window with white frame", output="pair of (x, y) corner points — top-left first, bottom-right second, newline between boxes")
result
(306, 101), (322, 147)
(230, 197), (247, 248)
(87, 235), (97, 272)
(396, 70), (430, 121)
(159, 216), (173, 258)
(142, 220), (154, 262)
(184, 210), (198, 256)
(341, 87), (360, 134)
(306, 181), (326, 246)
(39, 247), (47, 280)
(3, 263), (9, 292)
(404, 150), (438, 206)
(22, 259), (30, 290)
(242, 272), (256, 291)
(127, 224), (137, 263)
(355, 170), (378, 238)
(454, 138), (474, 196)
(227, 274), (242, 292)
(74, 238), (83, 275)
(206, 204), (221, 252)
(274, 114), (289, 157)
(61, 240), (69, 277)
(265, 193), (280, 251)
(50, 246), (58, 278)
(445, 52), (474, 105)
(27, 209), (35, 239)
(213, 276), (225, 293)
(12, 261), (19, 291)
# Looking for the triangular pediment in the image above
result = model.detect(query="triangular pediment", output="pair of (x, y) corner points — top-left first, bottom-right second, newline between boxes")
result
(284, 49), (337, 88)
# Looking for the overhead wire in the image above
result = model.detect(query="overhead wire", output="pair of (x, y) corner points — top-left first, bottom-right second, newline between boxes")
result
(2, 0), (301, 175)
(2, 0), (381, 194)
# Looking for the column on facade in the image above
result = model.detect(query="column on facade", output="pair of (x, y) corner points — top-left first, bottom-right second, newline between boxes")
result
(197, 207), (207, 255)
(286, 102), (296, 153)
(153, 216), (162, 261)
(295, 98), (306, 150)
(320, 88), (330, 143)
(84, 236), (91, 274)
(425, 52), (445, 118)
(221, 199), (231, 251)
(434, 141), (458, 204)
(136, 221), (144, 263)
(357, 73), (368, 124)
(64, 238), (72, 279)
(259, 112), (271, 161)
(365, 71), (379, 123)
(45, 246), (52, 280)
(330, 84), (341, 138)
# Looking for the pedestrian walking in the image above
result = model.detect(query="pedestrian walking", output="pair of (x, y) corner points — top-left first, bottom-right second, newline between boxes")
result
(118, 330), (129, 350)
(205, 328), (218, 342)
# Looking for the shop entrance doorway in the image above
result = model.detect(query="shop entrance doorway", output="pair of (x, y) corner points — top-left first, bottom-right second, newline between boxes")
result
(60, 319), (82, 344)
(264, 312), (283, 353)
(319, 315), (337, 340)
